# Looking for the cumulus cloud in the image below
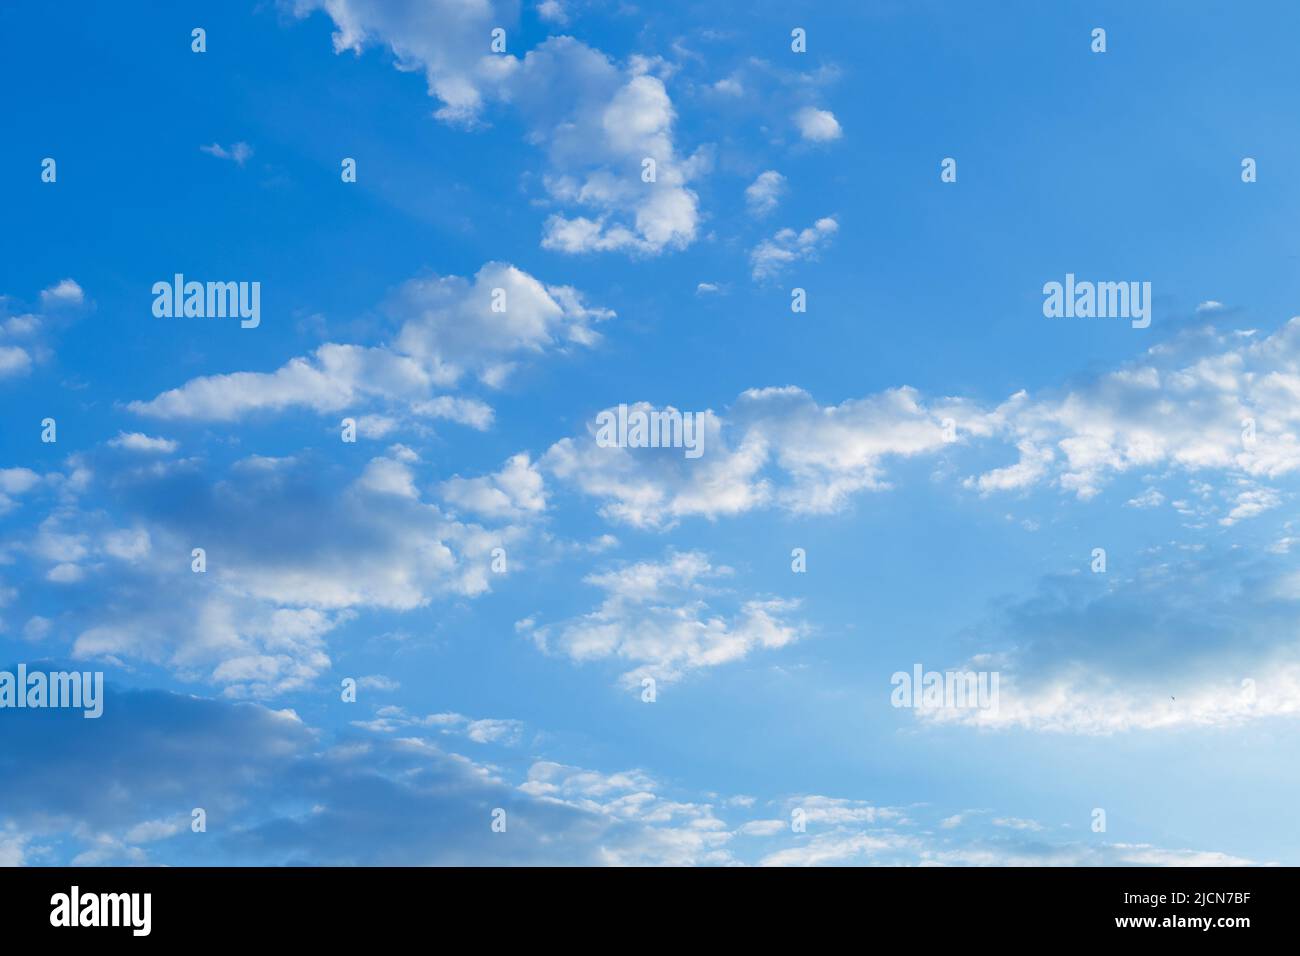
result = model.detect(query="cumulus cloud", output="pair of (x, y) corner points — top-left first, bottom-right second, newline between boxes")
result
(9, 449), (529, 697)
(441, 452), (547, 520)
(519, 42), (709, 255)
(108, 432), (178, 454)
(0, 279), (88, 379)
(744, 170), (786, 217)
(129, 262), (609, 425)
(291, 3), (706, 255)
(521, 550), (805, 687)
(750, 216), (838, 280)
(0, 468), (43, 515)
(39, 279), (84, 307)
(544, 388), (990, 528)
(968, 319), (1300, 499)
(793, 106), (842, 142)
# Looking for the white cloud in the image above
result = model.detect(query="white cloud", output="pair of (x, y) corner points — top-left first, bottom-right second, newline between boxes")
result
(526, 46), (709, 255)
(544, 388), (989, 528)
(25, 449), (530, 697)
(1126, 487), (1165, 509)
(1, 279), (87, 378)
(129, 262), (609, 425)
(921, 667), (1300, 735)
(441, 453), (546, 520)
(199, 142), (253, 166)
(744, 170), (786, 217)
(291, 0), (512, 125)
(39, 279), (84, 307)
(750, 216), (838, 280)
(0, 346), (31, 378)
(536, 0), (567, 25)
(109, 432), (178, 454)
(1220, 484), (1281, 525)
(292, 3), (706, 255)
(970, 319), (1300, 498)
(793, 106), (842, 142)
(522, 550), (805, 687)
(354, 706), (524, 744)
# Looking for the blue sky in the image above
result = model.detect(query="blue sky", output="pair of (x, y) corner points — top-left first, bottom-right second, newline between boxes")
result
(3, 0), (1300, 866)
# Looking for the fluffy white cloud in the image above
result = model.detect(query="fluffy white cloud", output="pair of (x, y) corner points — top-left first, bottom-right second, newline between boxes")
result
(0, 279), (88, 379)
(290, 0), (517, 125)
(15, 449), (530, 697)
(0, 467), (42, 515)
(521, 550), (805, 687)
(793, 106), (842, 142)
(292, 4), (705, 255)
(517, 42), (709, 255)
(750, 216), (838, 280)
(129, 262), (609, 425)
(441, 452), (546, 520)
(536, 0), (567, 24)
(0, 346), (31, 378)
(108, 432), (178, 454)
(544, 388), (991, 528)
(39, 278), (84, 307)
(744, 169), (786, 217)
(970, 320), (1300, 498)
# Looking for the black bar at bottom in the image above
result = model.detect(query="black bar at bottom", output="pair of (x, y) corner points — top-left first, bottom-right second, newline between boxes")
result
(0, 866), (1285, 942)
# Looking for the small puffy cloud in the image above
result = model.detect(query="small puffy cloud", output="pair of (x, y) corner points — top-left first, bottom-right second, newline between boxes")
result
(0, 467), (42, 500)
(1126, 487), (1165, 509)
(108, 432), (178, 454)
(536, 0), (567, 23)
(793, 106), (842, 142)
(523, 550), (805, 687)
(0, 346), (31, 378)
(1, 279), (88, 379)
(750, 216), (838, 281)
(40, 279), (84, 307)
(441, 453), (547, 520)
(744, 170), (786, 217)
(711, 75), (743, 97)
(391, 262), (612, 385)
